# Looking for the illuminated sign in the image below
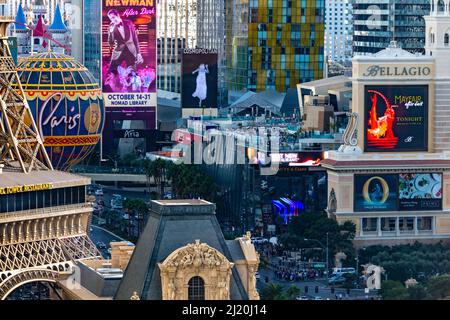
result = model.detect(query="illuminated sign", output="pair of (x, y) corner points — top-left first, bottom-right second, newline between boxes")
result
(354, 173), (443, 212)
(0, 183), (53, 195)
(270, 152), (323, 166)
(399, 173), (442, 211)
(101, 0), (157, 108)
(354, 175), (397, 212)
(363, 65), (431, 77)
(182, 50), (218, 109)
(364, 85), (428, 152)
(113, 129), (155, 138)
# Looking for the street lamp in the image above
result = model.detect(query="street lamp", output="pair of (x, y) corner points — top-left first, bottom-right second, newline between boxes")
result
(101, 155), (118, 172)
(304, 232), (329, 283)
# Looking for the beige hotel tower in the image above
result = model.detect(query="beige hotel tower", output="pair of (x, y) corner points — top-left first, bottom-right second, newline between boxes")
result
(322, 1), (450, 247)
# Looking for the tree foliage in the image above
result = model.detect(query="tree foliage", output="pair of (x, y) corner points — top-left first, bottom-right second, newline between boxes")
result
(260, 283), (285, 300)
(427, 275), (450, 299)
(286, 285), (301, 300)
(279, 212), (356, 267)
(380, 276), (450, 300)
(143, 160), (219, 202)
(380, 281), (408, 300)
(359, 242), (450, 282)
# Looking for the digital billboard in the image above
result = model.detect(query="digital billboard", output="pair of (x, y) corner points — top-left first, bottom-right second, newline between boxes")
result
(101, 0), (156, 108)
(399, 173), (442, 211)
(270, 152), (323, 166)
(354, 173), (443, 212)
(364, 85), (428, 152)
(182, 49), (218, 109)
(354, 174), (398, 212)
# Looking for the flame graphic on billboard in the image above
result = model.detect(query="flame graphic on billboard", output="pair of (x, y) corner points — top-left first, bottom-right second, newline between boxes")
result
(367, 90), (398, 149)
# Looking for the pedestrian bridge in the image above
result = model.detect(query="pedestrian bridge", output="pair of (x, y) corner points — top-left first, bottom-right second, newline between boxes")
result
(79, 173), (149, 184)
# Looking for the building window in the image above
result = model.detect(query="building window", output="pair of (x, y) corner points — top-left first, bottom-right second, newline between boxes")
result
(362, 218), (378, 232)
(445, 33), (449, 46)
(381, 217), (396, 232)
(418, 217), (433, 231)
(399, 217), (414, 232)
(438, 0), (445, 13)
(188, 276), (205, 300)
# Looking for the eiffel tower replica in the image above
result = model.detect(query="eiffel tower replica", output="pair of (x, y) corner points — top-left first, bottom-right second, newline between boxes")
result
(0, 17), (101, 300)
(0, 18), (52, 173)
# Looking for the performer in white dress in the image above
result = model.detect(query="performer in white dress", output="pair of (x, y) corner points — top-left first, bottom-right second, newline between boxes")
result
(192, 64), (209, 107)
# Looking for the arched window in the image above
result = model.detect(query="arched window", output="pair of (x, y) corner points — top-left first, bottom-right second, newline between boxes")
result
(445, 33), (450, 46)
(188, 276), (205, 300)
(438, 0), (445, 13)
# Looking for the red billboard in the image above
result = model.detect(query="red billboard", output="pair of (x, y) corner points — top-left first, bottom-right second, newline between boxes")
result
(365, 85), (428, 152)
(101, 0), (157, 108)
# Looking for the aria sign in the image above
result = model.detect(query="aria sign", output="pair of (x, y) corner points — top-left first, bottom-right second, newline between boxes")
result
(363, 65), (431, 78)
(113, 129), (154, 139)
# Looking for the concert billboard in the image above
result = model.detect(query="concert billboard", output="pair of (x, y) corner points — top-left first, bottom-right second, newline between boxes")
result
(101, 0), (157, 108)
(182, 49), (218, 109)
(354, 174), (398, 212)
(364, 85), (428, 152)
(399, 173), (442, 211)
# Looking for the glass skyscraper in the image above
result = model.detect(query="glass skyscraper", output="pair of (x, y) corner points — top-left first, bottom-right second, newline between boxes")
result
(325, 0), (353, 63)
(224, 0), (250, 103)
(83, 0), (101, 81)
(353, 0), (430, 56)
(157, 0), (198, 93)
(224, 0), (325, 103)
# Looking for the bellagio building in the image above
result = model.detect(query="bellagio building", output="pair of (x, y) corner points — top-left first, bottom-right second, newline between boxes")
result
(322, 3), (450, 247)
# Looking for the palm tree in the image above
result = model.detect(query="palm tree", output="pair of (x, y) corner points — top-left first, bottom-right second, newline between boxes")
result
(144, 159), (168, 199)
(123, 199), (149, 237)
(260, 283), (285, 300)
(286, 285), (301, 300)
(144, 159), (154, 194)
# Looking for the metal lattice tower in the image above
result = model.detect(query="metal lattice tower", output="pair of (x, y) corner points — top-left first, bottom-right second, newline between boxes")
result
(0, 17), (102, 300)
(0, 16), (53, 174)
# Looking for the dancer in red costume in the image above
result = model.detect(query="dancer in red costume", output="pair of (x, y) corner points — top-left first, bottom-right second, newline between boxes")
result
(367, 90), (395, 140)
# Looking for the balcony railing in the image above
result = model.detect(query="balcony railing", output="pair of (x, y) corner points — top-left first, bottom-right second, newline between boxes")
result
(0, 203), (92, 221)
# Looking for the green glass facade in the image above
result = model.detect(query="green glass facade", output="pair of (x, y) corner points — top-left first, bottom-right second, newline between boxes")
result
(224, 0), (325, 101)
(224, 0), (250, 102)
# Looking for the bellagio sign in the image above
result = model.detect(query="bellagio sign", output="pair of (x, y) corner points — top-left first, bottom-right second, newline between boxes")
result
(363, 65), (432, 77)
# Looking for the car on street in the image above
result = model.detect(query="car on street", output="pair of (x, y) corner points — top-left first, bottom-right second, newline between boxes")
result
(313, 296), (323, 300)
(95, 188), (104, 196)
(296, 296), (309, 300)
(328, 274), (346, 285)
(251, 237), (269, 244)
(163, 192), (173, 199)
(331, 267), (356, 277)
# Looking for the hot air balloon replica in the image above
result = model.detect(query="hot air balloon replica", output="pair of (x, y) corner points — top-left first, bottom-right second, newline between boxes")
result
(13, 51), (104, 171)
(11, 5), (104, 171)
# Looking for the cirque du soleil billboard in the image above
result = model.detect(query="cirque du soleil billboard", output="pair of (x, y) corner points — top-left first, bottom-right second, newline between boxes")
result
(354, 173), (442, 212)
(364, 85), (429, 152)
(101, 0), (157, 108)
